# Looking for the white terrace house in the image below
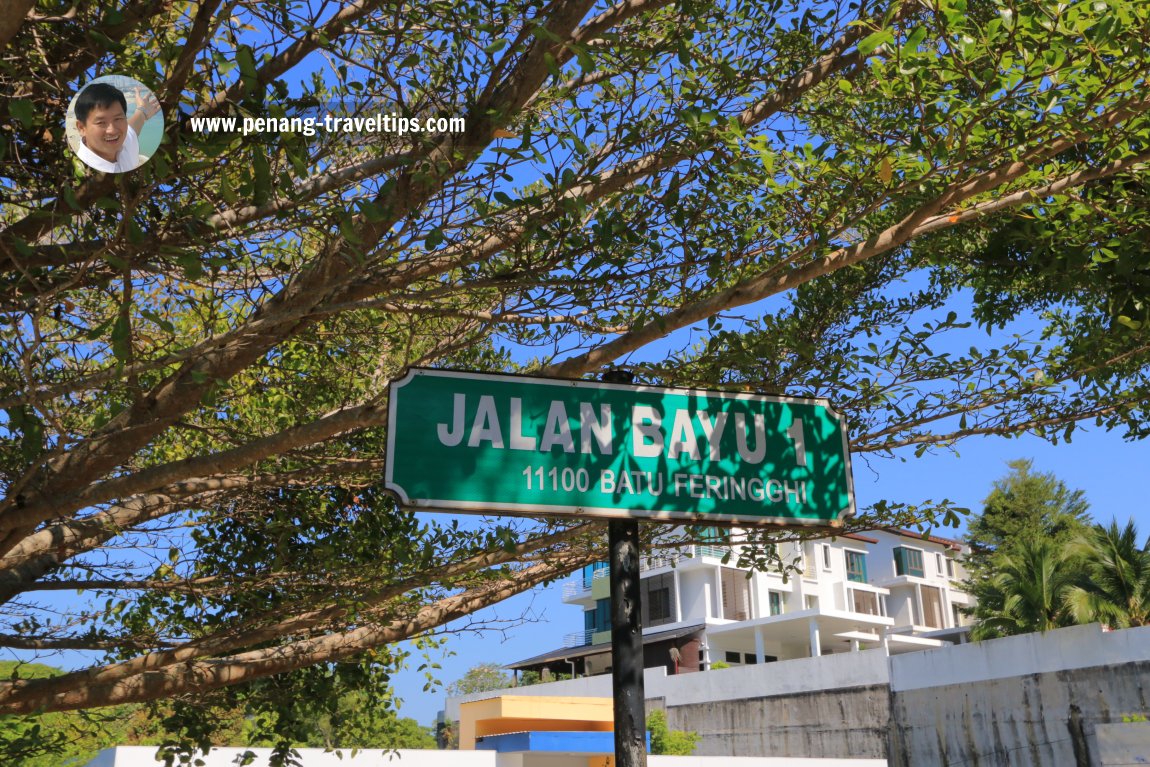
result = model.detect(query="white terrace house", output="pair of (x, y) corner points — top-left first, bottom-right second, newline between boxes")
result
(509, 528), (975, 679)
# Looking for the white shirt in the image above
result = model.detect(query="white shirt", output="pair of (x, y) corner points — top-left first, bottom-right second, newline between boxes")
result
(77, 125), (142, 173)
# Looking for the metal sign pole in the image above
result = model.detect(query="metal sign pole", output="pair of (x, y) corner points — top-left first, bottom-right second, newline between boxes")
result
(609, 518), (647, 767)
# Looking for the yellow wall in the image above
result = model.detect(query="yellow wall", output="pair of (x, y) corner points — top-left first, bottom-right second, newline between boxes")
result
(458, 696), (614, 750)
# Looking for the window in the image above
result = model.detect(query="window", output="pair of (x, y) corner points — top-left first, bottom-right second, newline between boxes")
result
(720, 567), (751, 620)
(743, 653), (758, 664)
(850, 589), (881, 615)
(821, 544), (832, 570)
(921, 585), (944, 628)
(936, 552), (944, 576)
(649, 588), (671, 622)
(725, 651), (741, 664)
(802, 543), (817, 579)
(700, 526), (727, 543)
(585, 599), (611, 633)
(804, 595), (819, 610)
(946, 557), (956, 578)
(845, 550), (867, 583)
(893, 547), (924, 577)
(697, 526), (730, 558)
(642, 573), (675, 627)
(768, 591), (783, 616)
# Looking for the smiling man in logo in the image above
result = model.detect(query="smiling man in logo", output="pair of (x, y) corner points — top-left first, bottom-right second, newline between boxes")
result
(73, 82), (160, 173)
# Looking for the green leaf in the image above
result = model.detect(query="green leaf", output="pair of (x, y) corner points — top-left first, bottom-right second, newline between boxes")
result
(6, 406), (44, 462)
(1116, 315), (1143, 330)
(61, 187), (83, 211)
(236, 45), (259, 89)
(140, 309), (176, 333)
(903, 26), (927, 52)
(252, 150), (272, 205)
(111, 313), (132, 363)
(543, 52), (562, 79)
(574, 46), (595, 73)
(424, 227), (445, 249)
(9, 99), (35, 128)
(220, 173), (237, 205)
(858, 29), (894, 56)
(126, 218), (146, 245)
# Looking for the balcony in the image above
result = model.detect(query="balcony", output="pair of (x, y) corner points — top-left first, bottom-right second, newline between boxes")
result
(640, 544), (730, 573)
(848, 587), (883, 616)
(694, 544), (730, 559)
(564, 630), (594, 647)
(843, 580), (889, 616)
(562, 567), (609, 601)
(562, 580), (588, 600)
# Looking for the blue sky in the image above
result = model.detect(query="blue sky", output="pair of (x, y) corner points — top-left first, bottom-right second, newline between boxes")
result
(388, 424), (1150, 727)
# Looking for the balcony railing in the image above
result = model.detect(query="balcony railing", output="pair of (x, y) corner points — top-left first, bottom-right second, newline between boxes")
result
(563, 568), (609, 599)
(694, 544), (729, 559)
(641, 552), (680, 571)
(564, 629), (594, 647)
(640, 544), (731, 572)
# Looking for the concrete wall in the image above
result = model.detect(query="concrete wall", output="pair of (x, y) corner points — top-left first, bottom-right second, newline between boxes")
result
(1093, 722), (1150, 767)
(890, 623), (1150, 690)
(86, 748), (883, 767)
(450, 651), (891, 759)
(450, 624), (1150, 765)
(85, 747), (498, 767)
(888, 624), (1150, 767)
(448, 649), (890, 721)
(646, 643), (891, 758)
(648, 758), (882, 766)
(660, 685), (889, 759)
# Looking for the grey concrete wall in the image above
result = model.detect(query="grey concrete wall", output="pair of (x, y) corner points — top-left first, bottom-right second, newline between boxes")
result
(446, 649), (890, 721)
(888, 633), (1150, 767)
(661, 684), (891, 759)
(889, 661), (1150, 766)
(1093, 722), (1150, 767)
(448, 625), (1150, 765)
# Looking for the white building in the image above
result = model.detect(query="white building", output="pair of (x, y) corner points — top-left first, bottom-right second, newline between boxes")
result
(509, 528), (974, 679)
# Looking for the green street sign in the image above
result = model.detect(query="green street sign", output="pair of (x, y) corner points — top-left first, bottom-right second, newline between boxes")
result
(385, 368), (855, 526)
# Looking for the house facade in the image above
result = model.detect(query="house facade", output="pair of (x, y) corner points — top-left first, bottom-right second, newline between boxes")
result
(508, 528), (974, 679)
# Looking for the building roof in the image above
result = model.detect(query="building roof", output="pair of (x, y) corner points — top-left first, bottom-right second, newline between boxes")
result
(840, 532), (879, 544)
(506, 624), (705, 670)
(884, 527), (963, 551)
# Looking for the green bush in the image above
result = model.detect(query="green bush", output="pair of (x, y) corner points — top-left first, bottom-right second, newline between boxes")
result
(647, 709), (699, 756)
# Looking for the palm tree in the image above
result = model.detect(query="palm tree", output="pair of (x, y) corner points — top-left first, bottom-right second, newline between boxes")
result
(968, 538), (1080, 640)
(1066, 520), (1150, 629)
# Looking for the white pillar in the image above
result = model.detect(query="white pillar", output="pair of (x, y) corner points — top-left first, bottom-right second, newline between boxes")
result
(851, 639), (860, 653)
(749, 571), (759, 619)
(672, 569), (683, 623)
(914, 583), (924, 628)
(755, 627), (766, 664)
(808, 617), (822, 657)
(713, 568), (724, 619)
